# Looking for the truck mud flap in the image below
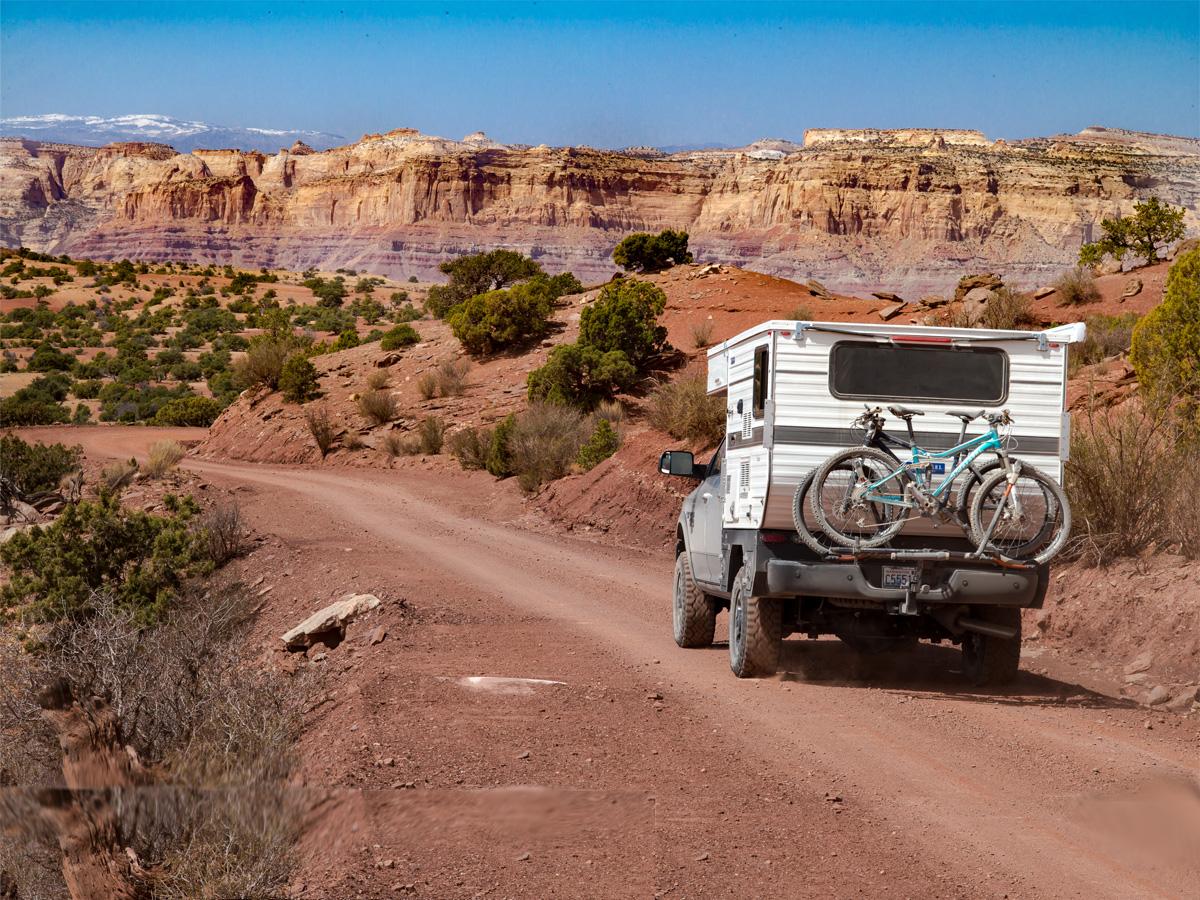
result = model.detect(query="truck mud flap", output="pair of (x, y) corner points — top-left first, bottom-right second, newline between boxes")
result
(764, 559), (1039, 606)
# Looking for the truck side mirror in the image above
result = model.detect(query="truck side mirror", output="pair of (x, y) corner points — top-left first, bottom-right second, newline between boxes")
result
(659, 450), (702, 478)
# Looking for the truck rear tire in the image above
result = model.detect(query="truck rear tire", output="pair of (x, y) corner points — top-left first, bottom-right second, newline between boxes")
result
(961, 606), (1022, 686)
(673, 553), (717, 648)
(728, 566), (782, 678)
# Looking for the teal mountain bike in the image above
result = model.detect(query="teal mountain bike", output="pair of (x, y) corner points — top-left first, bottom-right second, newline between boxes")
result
(808, 405), (1070, 565)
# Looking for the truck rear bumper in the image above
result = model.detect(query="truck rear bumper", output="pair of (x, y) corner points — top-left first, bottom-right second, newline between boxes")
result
(764, 559), (1040, 607)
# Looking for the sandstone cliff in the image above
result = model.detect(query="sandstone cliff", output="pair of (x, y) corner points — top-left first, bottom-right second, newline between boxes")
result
(2, 126), (1197, 296)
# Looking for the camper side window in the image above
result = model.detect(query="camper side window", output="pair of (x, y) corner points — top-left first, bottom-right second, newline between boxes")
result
(752, 345), (770, 418)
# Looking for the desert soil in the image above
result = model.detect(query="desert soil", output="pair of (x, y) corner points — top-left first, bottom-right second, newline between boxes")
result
(22, 426), (1200, 900)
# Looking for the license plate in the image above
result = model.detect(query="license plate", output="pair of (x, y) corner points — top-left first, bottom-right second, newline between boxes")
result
(882, 566), (916, 590)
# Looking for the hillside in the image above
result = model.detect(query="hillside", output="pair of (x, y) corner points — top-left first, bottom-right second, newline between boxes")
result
(3, 125), (1197, 296)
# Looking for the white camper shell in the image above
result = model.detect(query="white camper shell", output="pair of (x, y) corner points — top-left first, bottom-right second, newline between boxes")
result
(707, 320), (1084, 534)
(663, 318), (1085, 682)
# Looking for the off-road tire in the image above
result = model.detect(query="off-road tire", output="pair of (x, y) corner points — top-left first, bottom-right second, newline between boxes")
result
(791, 470), (838, 555)
(728, 566), (782, 678)
(673, 553), (717, 648)
(968, 463), (1070, 565)
(809, 447), (907, 548)
(961, 606), (1022, 686)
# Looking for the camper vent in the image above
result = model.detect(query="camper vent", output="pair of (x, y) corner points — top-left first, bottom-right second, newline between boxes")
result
(741, 411), (752, 438)
(739, 460), (750, 493)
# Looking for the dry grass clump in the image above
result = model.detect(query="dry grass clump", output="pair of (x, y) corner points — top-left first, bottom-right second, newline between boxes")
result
(508, 402), (588, 492)
(100, 458), (139, 492)
(357, 388), (397, 425)
(690, 318), (715, 349)
(382, 430), (407, 458)
(366, 369), (391, 390)
(1054, 266), (1101, 305)
(304, 404), (336, 457)
(946, 287), (1038, 330)
(594, 399), (625, 427)
(418, 416), (445, 454)
(144, 440), (185, 479)
(1065, 401), (1199, 563)
(417, 372), (438, 400)
(648, 374), (725, 447)
(447, 426), (492, 469)
(197, 501), (249, 566)
(1068, 313), (1139, 376)
(787, 303), (815, 321)
(231, 338), (292, 391)
(435, 359), (471, 397)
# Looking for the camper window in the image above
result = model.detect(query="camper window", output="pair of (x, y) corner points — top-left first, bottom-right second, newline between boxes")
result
(752, 345), (770, 417)
(829, 341), (1008, 404)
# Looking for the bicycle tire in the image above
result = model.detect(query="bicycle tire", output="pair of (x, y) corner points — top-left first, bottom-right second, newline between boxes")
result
(809, 447), (908, 548)
(791, 469), (839, 555)
(968, 464), (1071, 565)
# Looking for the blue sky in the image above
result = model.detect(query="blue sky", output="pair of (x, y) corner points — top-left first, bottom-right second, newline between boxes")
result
(2, 1), (1197, 146)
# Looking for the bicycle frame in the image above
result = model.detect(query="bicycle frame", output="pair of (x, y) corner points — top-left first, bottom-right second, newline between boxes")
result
(862, 429), (1007, 508)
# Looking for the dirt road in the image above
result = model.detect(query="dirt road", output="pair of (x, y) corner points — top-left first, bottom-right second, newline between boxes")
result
(21, 428), (1200, 898)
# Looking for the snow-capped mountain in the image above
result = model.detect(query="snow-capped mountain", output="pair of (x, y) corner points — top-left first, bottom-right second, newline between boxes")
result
(0, 113), (345, 153)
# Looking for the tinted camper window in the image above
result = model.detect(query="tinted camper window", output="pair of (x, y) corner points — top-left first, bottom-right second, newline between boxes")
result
(752, 345), (770, 417)
(829, 341), (1008, 404)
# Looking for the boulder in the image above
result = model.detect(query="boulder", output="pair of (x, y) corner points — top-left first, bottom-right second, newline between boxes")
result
(954, 273), (1002, 302)
(1145, 685), (1171, 707)
(805, 279), (833, 299)
(872, 291), (905, 303)
(920, 294), (949, 308)
(1123, 650), (1154, 675)
(281, 593), (381, 649)
(1121, 278), (1142, 299)
(1168, 237), (1199, 260)
(692, 263), (723, 278)
(1034, 286), (1054, 299)
(1097, 257), (1124, 276)
(877, 302), (906, 321)
(962, 286), (997, 318)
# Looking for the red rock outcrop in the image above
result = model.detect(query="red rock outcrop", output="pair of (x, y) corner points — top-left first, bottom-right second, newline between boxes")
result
(2, 127), (1197, 295)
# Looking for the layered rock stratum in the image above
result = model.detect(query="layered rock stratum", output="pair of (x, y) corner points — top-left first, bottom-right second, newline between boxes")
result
(2, 125), (1197, 295)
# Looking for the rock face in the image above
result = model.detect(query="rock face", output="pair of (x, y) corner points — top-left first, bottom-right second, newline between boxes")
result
(2, 126), (1197, 295)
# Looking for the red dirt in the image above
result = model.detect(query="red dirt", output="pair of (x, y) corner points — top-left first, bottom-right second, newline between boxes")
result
(21, 426), (1200, 900)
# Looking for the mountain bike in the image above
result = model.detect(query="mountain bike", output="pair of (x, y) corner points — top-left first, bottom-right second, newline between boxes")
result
(807, 406), (1069, 564)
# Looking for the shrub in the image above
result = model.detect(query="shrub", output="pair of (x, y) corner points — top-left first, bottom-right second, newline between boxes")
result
(595, 399), (625, 427)
(435, 358), (471, 396)
(101, 458), (139, 493)
(447, 426), (492, 469)
(332, 328), (360, 352)
(357, 388), (396, 425)
(0, 434), (82, 495)
(382, 431), (411, 457)
(278, 353), (320, 403)
(153, 395), (224, 427)
(1054, 266), (1101, 306)
(145, 440), (186, 478)
(197, 501), (248, 566)
(787, 304), (815, 320)
(447, 281), (555, 354)
(977, 287), (1038, 330)
(576, 417), (621, 470)
(486, 414), (517, 477)
(1066, 402), (1199, 562)
(417, 416), (445, 454)
(343, 432), (366, 451)
(648, 374), (725, 446)
(424, 250), (543, 318)
(1130, 247), (1200, 417)
(579, 279), (670, 367)
(0, 394), (69, 426)
(1068, 313), (1139, 376)
(417, 371), (438, 400)
(508, 403), (588, 492)
(379, 323), (421, 350)
(26, 341), (75, 372)
(612, 229), (693, 273)
(1079, 197), (1186, 267)
(232, 338), (293, 391)
(0, 493), (206, 623)
(366, 369), (390, 390)
(527, 343), (638, 409)
(305, 405), (336, 457)
(691, 319), (714, 349)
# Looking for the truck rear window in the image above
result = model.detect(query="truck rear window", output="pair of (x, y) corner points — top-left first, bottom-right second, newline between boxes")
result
(829, 341), (1009, 404)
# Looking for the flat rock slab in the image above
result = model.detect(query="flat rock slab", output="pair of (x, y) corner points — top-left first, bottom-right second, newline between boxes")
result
(282, 593), (381, 648)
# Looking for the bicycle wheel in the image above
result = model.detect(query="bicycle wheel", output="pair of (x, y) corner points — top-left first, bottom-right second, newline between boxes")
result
(809, 447), (908, 548)
(953, 458), (1004, 525)
(968, 464), (1071, 565)
(791, 469), (840, 555)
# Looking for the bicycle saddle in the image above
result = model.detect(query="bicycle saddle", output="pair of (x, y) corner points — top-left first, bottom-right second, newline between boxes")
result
(945, 409), (984, 422)
(887, 405), (924, 419)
